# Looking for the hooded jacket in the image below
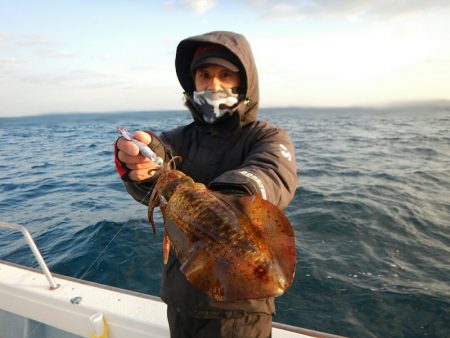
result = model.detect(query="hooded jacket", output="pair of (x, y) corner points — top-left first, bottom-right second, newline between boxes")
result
(120, 31), (297, 317)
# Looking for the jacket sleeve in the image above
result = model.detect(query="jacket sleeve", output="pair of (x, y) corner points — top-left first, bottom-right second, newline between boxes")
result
(121, 131), (173, 206)
(208, 125), (297, 210)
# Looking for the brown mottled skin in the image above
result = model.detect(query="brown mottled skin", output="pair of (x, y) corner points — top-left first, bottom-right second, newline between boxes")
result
(149, 168), (296, 301)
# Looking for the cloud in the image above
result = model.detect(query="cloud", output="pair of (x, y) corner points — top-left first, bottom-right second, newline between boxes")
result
(34, 49), (78, 59)
(246, 0), (450, 20)
(163, 0), (217, 14)
(0, 57), (27, 66)
(183, 0), (217, 13)
(0, 32), (63, 48)
(13, 69), (134, 89)
(0, 58), (134, 90)
(0, 31), (84, 87)
(0, 31), (73, 60)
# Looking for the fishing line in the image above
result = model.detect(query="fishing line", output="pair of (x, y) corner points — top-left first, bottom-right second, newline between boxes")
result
(79, 147), (172, 278)
(79, 221), (128, 280)
(140, 189), (153, 205)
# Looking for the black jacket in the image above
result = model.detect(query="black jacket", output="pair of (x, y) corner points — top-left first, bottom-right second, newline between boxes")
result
(122, 31), (297, 317)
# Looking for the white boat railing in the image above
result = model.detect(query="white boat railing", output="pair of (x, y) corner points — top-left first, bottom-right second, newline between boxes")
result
(0, 222), (59, 290)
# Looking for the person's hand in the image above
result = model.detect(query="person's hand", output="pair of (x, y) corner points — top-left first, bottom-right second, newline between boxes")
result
(116, 131), (160, 181)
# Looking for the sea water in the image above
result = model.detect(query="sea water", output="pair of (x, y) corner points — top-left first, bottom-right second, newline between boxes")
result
(0, 107), (449, 337)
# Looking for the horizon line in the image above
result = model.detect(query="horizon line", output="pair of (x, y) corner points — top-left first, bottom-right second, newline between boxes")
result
(1, 99), (449, 118)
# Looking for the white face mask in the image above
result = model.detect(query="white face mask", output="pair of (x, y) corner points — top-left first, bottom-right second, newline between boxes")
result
(193, 88), (239, 124)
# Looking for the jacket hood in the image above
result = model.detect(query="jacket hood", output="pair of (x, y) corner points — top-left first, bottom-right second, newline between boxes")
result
(175, 31), (259, 127)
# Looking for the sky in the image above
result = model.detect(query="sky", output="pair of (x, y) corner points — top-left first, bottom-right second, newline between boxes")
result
(1, 0), (450, 117)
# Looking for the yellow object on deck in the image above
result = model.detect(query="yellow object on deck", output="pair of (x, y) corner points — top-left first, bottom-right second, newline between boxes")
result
(90, 312), (109, 338)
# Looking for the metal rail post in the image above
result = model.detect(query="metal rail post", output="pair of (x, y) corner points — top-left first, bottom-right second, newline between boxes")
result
(0, 223), (59, 290)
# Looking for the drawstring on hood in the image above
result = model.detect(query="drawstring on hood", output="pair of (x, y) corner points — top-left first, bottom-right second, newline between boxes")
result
(175, 31), (259, 128)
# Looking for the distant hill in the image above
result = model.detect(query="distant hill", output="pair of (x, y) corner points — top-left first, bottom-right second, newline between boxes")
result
(260, 99), (450, 114)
